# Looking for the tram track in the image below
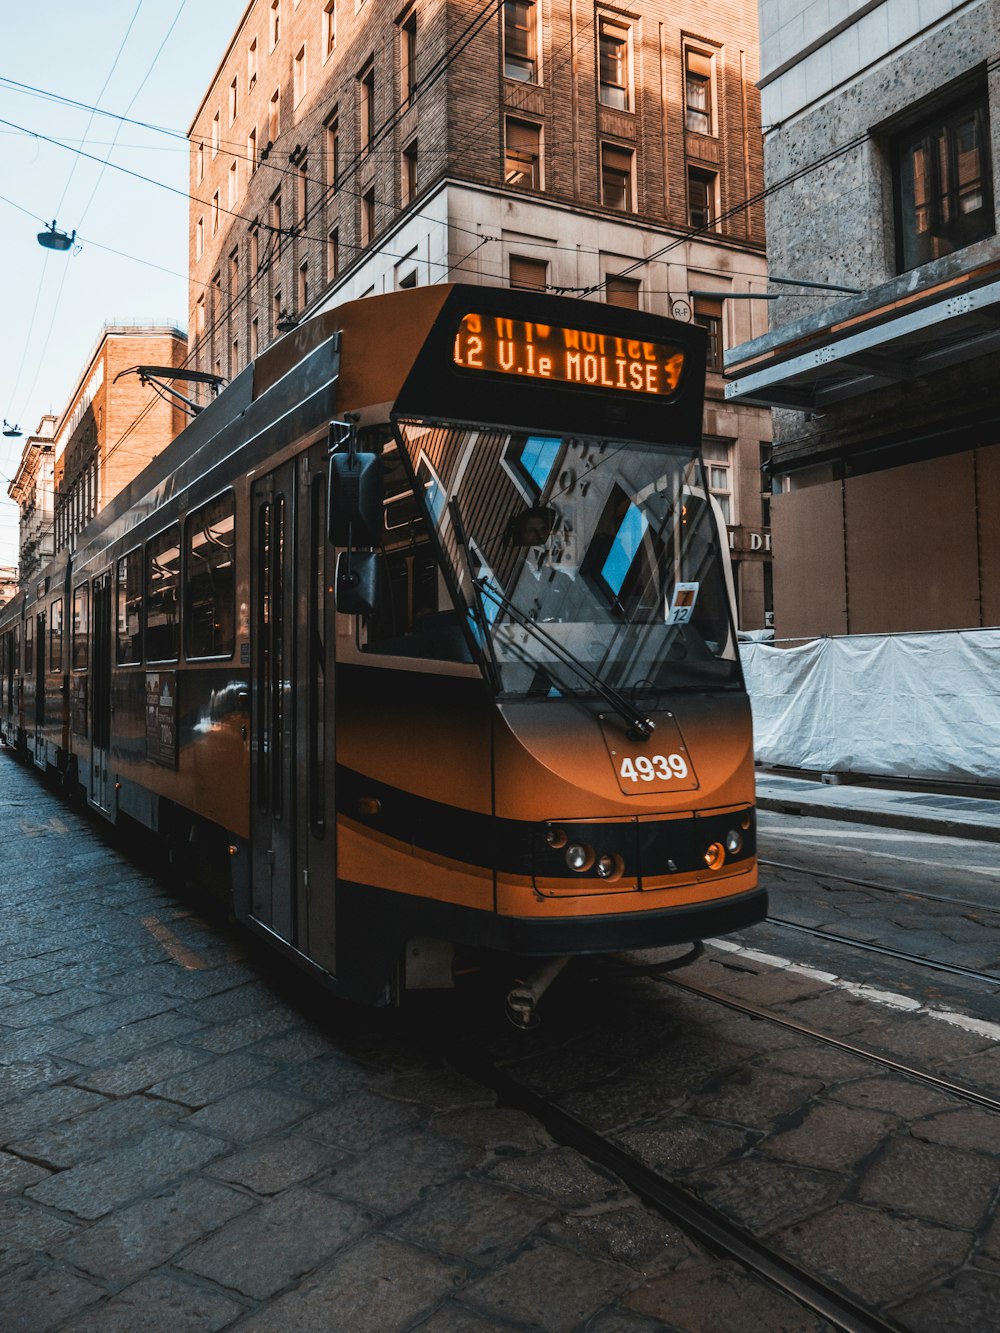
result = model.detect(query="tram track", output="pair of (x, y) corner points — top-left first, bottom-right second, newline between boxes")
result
(760, 857), (1000, 917)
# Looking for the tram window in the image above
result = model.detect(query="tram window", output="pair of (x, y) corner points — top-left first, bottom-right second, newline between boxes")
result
(185, 492), (236, 659)
(116, 549), (143, 664)
(146, 524), (181, 662)
(49, 600), (63, 673)
(73, 584), (89, 670)
(25, 617), (33, 675)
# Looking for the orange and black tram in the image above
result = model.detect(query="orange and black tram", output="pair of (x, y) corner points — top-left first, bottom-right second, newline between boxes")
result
(0, 284), (765, 1016)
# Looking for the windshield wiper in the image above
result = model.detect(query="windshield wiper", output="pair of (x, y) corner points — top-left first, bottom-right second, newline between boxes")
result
(474, 577), (655, 740)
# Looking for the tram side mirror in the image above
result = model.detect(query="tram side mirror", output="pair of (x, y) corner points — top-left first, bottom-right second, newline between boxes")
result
(328, 450), (382, 546)
(335, 551), (379, 616)
(502, 505), (557, 547)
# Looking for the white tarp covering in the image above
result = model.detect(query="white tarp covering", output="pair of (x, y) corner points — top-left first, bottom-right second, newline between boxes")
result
(741, 629), (1000, 782)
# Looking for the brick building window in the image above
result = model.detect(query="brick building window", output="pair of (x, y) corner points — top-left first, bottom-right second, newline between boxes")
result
(601, 143), (633, 211)
(229, 159), (238, 208)
(269, 88), (280, 143)
(297, 156), (308, 221)
(693, 295), (723, 369)
(324, 1), (337, 59)
(685, 48), (714, 135)
(196, 216), (204, 259)
(402, 140), (418, 204)
(359, 61), (375, 152)
(229, 247), (239, 299)
(298, 259), (308, 310)
(598, 18), (630, 111)
(229, 76), (238, 124)
(248, 36), (258, 88)
(211, 190), (220, 234)
(505, 118), (542, 189)
(605, 274), (640, 307)
(894, 91), (994, 272)
(400, 9), (417, 103)
(504, 0), (537, 82)
(270, 0), (281, 49)
(704, 440), (733, 523)
(251, 316), (259, 357)
(326, 112), (340, 187)
(327, 226), (339, 278)
(196, 141), (204, 182)
(687, 166), (717, 229)
(294, 45), (307, 106)
(361, 187), (376, 246)
(211, 110), (220, 156)
(509, 254), (548, 290)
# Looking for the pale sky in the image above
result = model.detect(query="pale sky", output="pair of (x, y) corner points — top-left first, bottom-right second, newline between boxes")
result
(0, 0), (249, 567)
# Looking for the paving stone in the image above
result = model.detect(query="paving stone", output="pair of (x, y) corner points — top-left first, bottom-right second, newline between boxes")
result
(693, 1155), (845, 1235)
(147, 1052), (278, 1107)
(944, 1045), (1000, 1094)
(394, 1177), (554, 1261)
(761, 1101), (897, 1172)
(499, 1043), (627, 1097)
(184, 1084), (315, 1142)
(60, 990), (178, 1036)
(857, 1136), (997, 1229)
(237, 1231), (462, 1331)
(545, 1200), (692, 1275)
(981, 1208), (1000, 1262)
(24, 1125), (228, 1220)
(299, 1088), (424, 1152)
(854, 1014), (994, 1070)
(0, 1150), (50, 1192)
(184, 1006), (299, 1055)
(0, 1023), (83, 1064)
(7, 1090), (179, 1167)
(317, 1126), (481, 1215)
(431, 1104), (554, 1151)
(117, 959), (258, 1001)
(708, 962), (829, 1008)
(58, 1011), (204, 1067)
(624, 1257), (831, 1331)
(179, 981), (284, 1025)
(896, 1269), (1000, 1333)
(54, 1176), (254, 1283)
(413, 1305), (524, 1332)
(205, 1134), (343, 1195)
(0, 1054), (78, 1104)
(1, 1084), (107, 1145)
(178, 1186), (372, 1299)
(691, 1067), (824, 1129)
(244, 1025), (340, 1064)
(0, 1259), (103, 1331)
(759, 1042), (878, 1083)
(615, 1115), (755, 1177)
(775, 1202), (969, 1306)
(268, 1053), (377, 1102)
(829, 1074), (959, 1119)
(557, 1076), (689, 1132)
(0, 987), (109, 1029)
(63, 1271), (245, 1333)
(379, 1066), (494, 1111)
(0, 1199), (81, 1273)
(460, 1236), (632, 1331)
(484, 1147), (623, 1209)
(912, 1108), (1000, 1155)
(72, 1042), (211, 1097)
(585, 1310), (687, 1333)
(629, 1036), (758, 1096)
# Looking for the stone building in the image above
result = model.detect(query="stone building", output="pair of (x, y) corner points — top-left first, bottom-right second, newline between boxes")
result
(8, 329), (188, 577)
(0, 567), (18, 610)
(726, 0), (1000, 638)
(188, 0), (775, 627)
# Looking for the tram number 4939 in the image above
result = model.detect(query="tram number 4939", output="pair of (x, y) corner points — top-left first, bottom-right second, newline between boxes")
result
(619, 753), (689, 783)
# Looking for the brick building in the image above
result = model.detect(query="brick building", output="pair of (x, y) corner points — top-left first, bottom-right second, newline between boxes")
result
(8, 329), (188, 578)
(188, 0), (775, 627)
(726, 0), (1000, 637)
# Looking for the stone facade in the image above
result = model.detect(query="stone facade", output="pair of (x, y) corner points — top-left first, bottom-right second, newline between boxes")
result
(188, 0), (774, 627)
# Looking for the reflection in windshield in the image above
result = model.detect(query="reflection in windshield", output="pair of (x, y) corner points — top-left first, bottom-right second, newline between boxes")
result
(393, 421), (738, 698)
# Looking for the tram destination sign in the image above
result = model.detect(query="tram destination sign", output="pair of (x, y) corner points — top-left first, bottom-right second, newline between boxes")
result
(453, 313), (685, 397)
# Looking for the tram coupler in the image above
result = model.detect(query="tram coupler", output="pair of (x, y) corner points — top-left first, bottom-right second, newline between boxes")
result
(505, 956), (570, 1029)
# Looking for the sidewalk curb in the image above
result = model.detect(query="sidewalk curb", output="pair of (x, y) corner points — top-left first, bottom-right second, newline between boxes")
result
(756, 795), (1000, 845)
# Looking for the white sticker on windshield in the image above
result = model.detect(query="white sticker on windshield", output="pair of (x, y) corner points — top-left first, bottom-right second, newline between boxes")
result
(667, 582), (699, 624)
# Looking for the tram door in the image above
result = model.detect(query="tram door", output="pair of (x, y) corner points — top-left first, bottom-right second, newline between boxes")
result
(33, 611), (46, 765)
(91, 573), (113, 812)
(250, 445), (337, 971)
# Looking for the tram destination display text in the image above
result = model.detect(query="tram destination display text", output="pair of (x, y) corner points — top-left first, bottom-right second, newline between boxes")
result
(453, 313), (685, 397)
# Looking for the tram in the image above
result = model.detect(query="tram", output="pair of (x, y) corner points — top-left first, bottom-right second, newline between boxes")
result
(0, 284), (765, 1017)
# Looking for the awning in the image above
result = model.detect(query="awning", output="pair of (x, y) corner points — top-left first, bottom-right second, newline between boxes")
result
(724, 274), (1000, 410)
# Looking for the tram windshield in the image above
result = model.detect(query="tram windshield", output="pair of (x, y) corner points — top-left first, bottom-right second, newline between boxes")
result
(393, 421), (739, 698)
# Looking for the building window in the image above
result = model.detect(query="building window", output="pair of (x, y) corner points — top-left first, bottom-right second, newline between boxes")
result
(760, 441), (774, 528)
(248, 36), (258, 88)
(598, 17), (630, 111)
(361, 186), (376, 246)
(196, 141), (204, 182)
(326, 113), (340, 187)
(399, 268), (417, 289)
(270, 0), (280, 49)
(250, 315), (259, 357)
(297, 156), (308, 221)
(509, 254), (547, 290)
(273, 289), (283, 335)
(505, 117), (541, 189)
(504, 0), (537, 82)
(195, 216), (204, 259)
(249, 223), (260, 279)
(196, 296), (206, 341)
(324, 1), (337, 58)
(229, 247), (239, 299)
(229, 76), (238, 123)
(687, 166), (717, 229)
(605, 274), (640, 307)
(601, 143), (633, 211)
(228, 159), (238, 208)
(693, 296), (723, 370)
(211, 190), (220, 234)
(268, 88), (280, 144)
(248, 126), (257, 174)
(298, 260), (308, 310)
(685, 48), (714, 135)
(704, 441), (733, 523)
(211, 110), (220, 156)
(270, 189), (282, 251)
(402, 8), (416, 102)
(402, 140), (418, 205)
(294, 44), (306, 105)
(327, 226), (339, 278)
(359, 61), (375, 152)
(894, 92), (994, 272)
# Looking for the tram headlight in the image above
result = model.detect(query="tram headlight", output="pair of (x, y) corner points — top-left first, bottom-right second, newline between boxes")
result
(724, 829), (743, 856)
(704, 842), (726, 871)
(595, 853), (624, 881)
(546, 825), (568, 849)
(565, 843), (595, 873)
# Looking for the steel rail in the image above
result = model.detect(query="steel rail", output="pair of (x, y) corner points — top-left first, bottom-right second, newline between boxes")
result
(451, 1044), (904, 1333)
(760, 857), (1000, 916)
(765, 915), (1000, 987)
(654, 973), (1000, 1115)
